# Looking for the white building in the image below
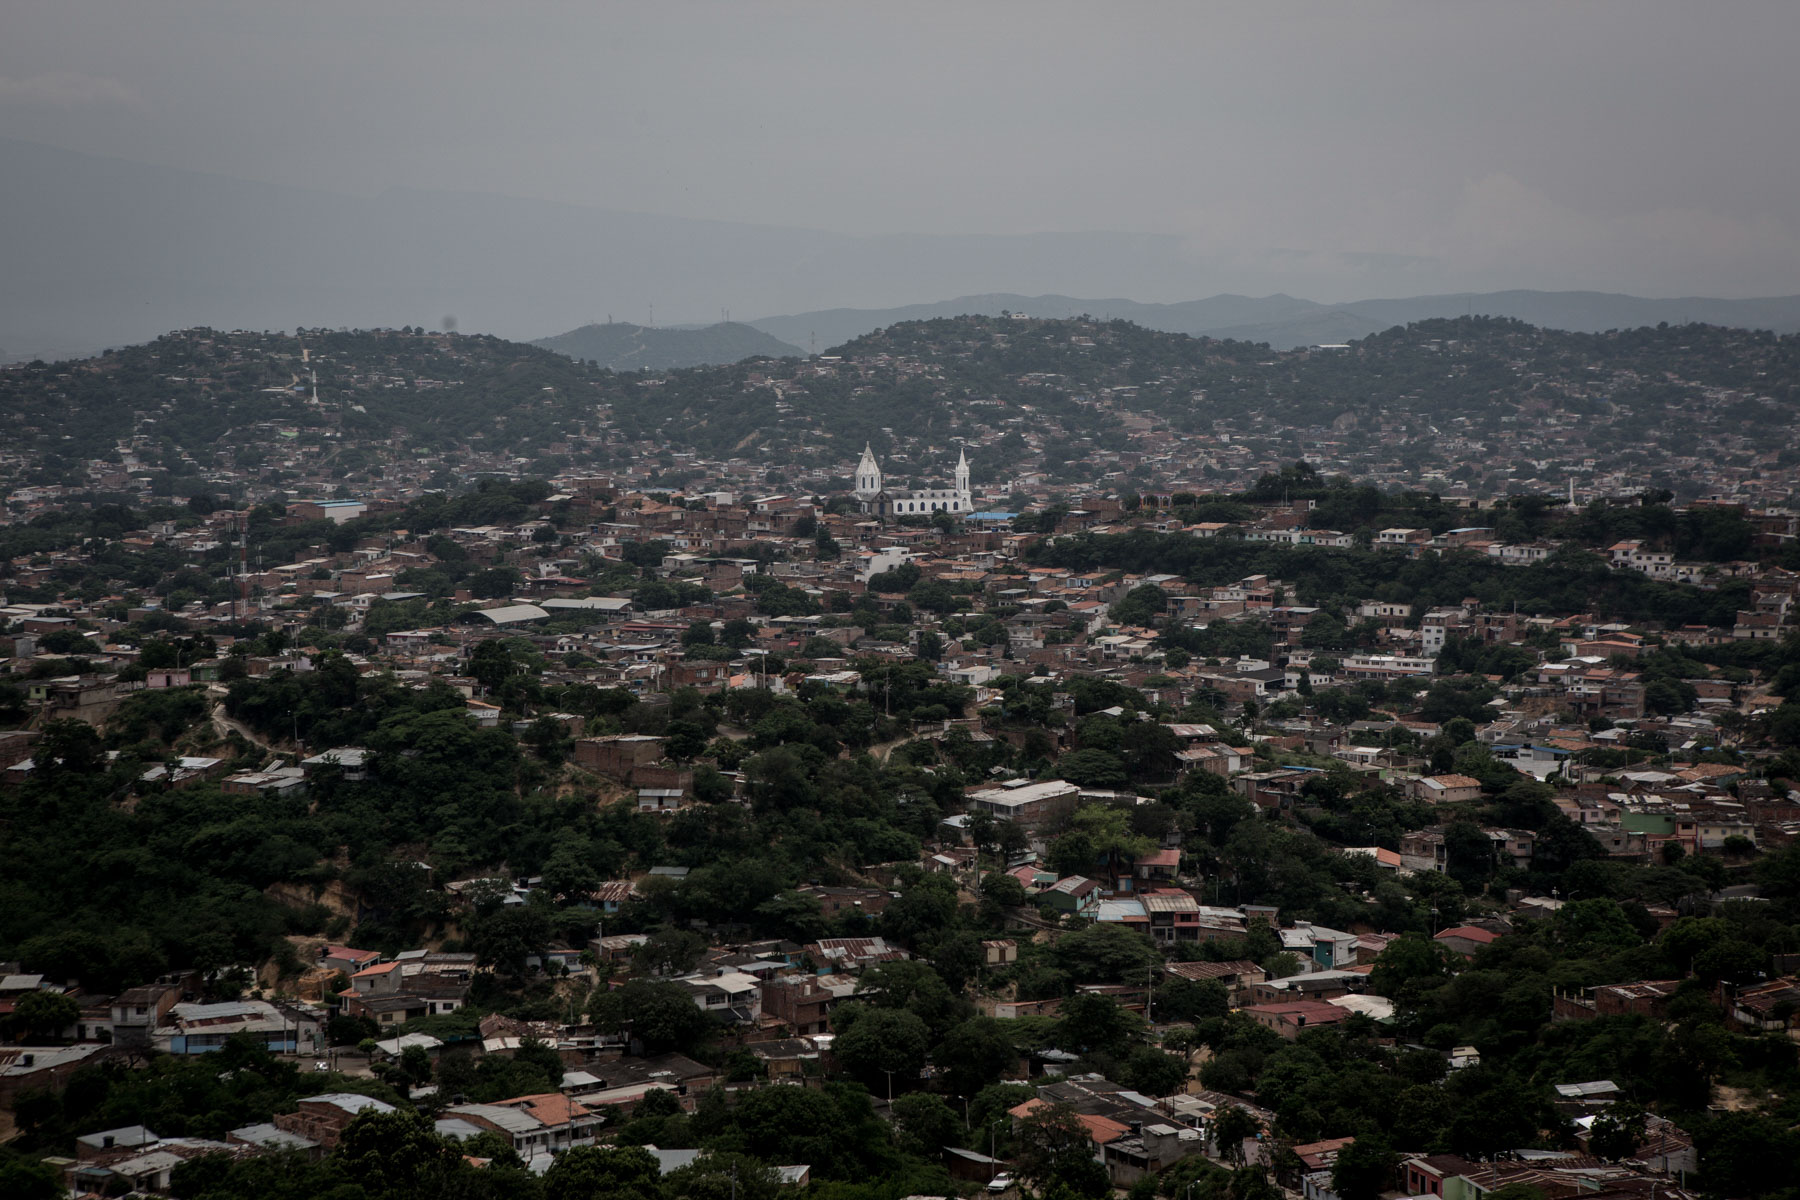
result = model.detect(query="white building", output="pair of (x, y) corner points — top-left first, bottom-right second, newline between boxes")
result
(854, 444), (972, 517)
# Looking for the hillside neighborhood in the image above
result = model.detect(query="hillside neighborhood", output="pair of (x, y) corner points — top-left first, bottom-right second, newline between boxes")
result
(3, 317), (1800, 1200)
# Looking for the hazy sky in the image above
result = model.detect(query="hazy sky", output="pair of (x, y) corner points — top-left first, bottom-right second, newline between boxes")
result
(5, 1), (1800, 302)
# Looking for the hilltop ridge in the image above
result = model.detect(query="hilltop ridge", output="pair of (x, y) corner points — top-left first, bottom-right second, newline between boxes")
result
(3, 312), (1796, 513)
(745, 289), (1800, 352)
(532, 320), (801, 371)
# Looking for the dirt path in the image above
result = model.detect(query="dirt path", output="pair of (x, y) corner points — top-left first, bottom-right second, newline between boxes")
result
(868, 735), (913, 763)
(207, 690), (284, 754)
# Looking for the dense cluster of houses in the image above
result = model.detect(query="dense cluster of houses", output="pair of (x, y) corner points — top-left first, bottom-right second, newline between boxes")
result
(5, 330), (1800, 1198)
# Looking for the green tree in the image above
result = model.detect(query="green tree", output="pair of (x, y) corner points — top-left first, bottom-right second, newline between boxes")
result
(1331, 1135), (1398, 1200)
(8, 991), (79, 1041)
(725, 1083), (896, 1179)
(891, 1091), (963, 1158)
(1155, 977), (1229, 1023)
(1110, 583), (1169, 627)
(589, 980), (715, 1055)
(468, 638), (521, 694)
(1054, 992), (1141, 1055)
(334, 1108), (463, 1200)
(1442, 821), (1496, 886)
(981, 871), (1028, 909)
(1586, 1104), (1647, 1162)
(34, 719), (103, 775)
(468, 902), (552, 977)
(1118, 1045), (1188, 1097)
(0, 1157), (62, 1200)
(938, 1017), (1020, 1098)
(1369, 933), (1458, 1016)
(543, 1144), (662, 1200)
(1550, 899), (1644, 957)
(1052, 922), (1162, 984)
(1694, 1111), (1800, 1199)
(833, 1007), (930, 1098)
(1058, 805), (1156, 883)
(1120, 720), (1181, 782)
(661, 1151), (785, 1200)
(1016, 1101), (1109, 1198)
(541, 842), (600, 902)
(400, 1043), (435, 1089)
(515, 1036), (565, 1089)
(1210, 1104), (1259, 1165)
(470, 565), (522, 598)
(1055, 747), (1129, 788)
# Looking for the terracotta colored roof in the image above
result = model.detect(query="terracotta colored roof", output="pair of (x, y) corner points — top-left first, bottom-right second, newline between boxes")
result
(1007, 1099), (1130, 1144)
(1293, 1136), (1355, 1169)
(1244, 1000), (1351, 1030)
(500, 1092), (592, 1126)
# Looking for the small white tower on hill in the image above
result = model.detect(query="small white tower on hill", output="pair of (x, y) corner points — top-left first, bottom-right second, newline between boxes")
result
(954, 446), (971, 501)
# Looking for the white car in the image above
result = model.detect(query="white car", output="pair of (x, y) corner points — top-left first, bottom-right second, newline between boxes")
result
(986, 1174), (1014, 1194)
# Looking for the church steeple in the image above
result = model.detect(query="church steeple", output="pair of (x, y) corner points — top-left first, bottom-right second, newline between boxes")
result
(954, 446), (971, 502)
(854, 443), (883, 500)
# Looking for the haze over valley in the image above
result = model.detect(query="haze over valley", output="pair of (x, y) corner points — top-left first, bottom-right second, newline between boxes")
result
(6, 8), (1800, 1200)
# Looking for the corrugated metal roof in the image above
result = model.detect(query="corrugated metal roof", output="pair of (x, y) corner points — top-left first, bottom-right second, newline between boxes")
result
(466, 604), (550, 624)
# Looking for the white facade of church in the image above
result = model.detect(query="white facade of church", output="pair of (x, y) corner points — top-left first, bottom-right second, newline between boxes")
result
(853, 444), (972, 517)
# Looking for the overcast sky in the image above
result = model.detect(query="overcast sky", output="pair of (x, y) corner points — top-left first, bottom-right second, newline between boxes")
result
(5, 1), (1800, 303)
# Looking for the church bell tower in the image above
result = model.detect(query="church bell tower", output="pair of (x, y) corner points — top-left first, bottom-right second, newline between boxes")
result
(854, 443), (883, 505)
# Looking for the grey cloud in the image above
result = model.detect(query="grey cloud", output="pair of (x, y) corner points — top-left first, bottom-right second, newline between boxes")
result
(0, 0), (1795, 339)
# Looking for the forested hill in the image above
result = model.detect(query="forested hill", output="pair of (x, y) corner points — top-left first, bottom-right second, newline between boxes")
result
(532, 320), (801, 371)
(0, 328), (620, 471)
(746, 289), (1800, 353)
(4, 315), (1799, 500)
(596, 313), (1800, 477)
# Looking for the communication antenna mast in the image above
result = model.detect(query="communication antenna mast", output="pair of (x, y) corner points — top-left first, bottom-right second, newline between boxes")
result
(238, 511), (250, 617)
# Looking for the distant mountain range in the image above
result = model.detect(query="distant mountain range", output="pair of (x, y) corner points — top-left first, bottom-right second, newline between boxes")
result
(6, 136), (1800, 363)
(532, 321), (800, 371)
(745, 290), (1800, 352)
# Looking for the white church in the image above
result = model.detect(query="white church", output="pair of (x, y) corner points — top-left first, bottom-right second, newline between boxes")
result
(853, 443), (973, 518)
